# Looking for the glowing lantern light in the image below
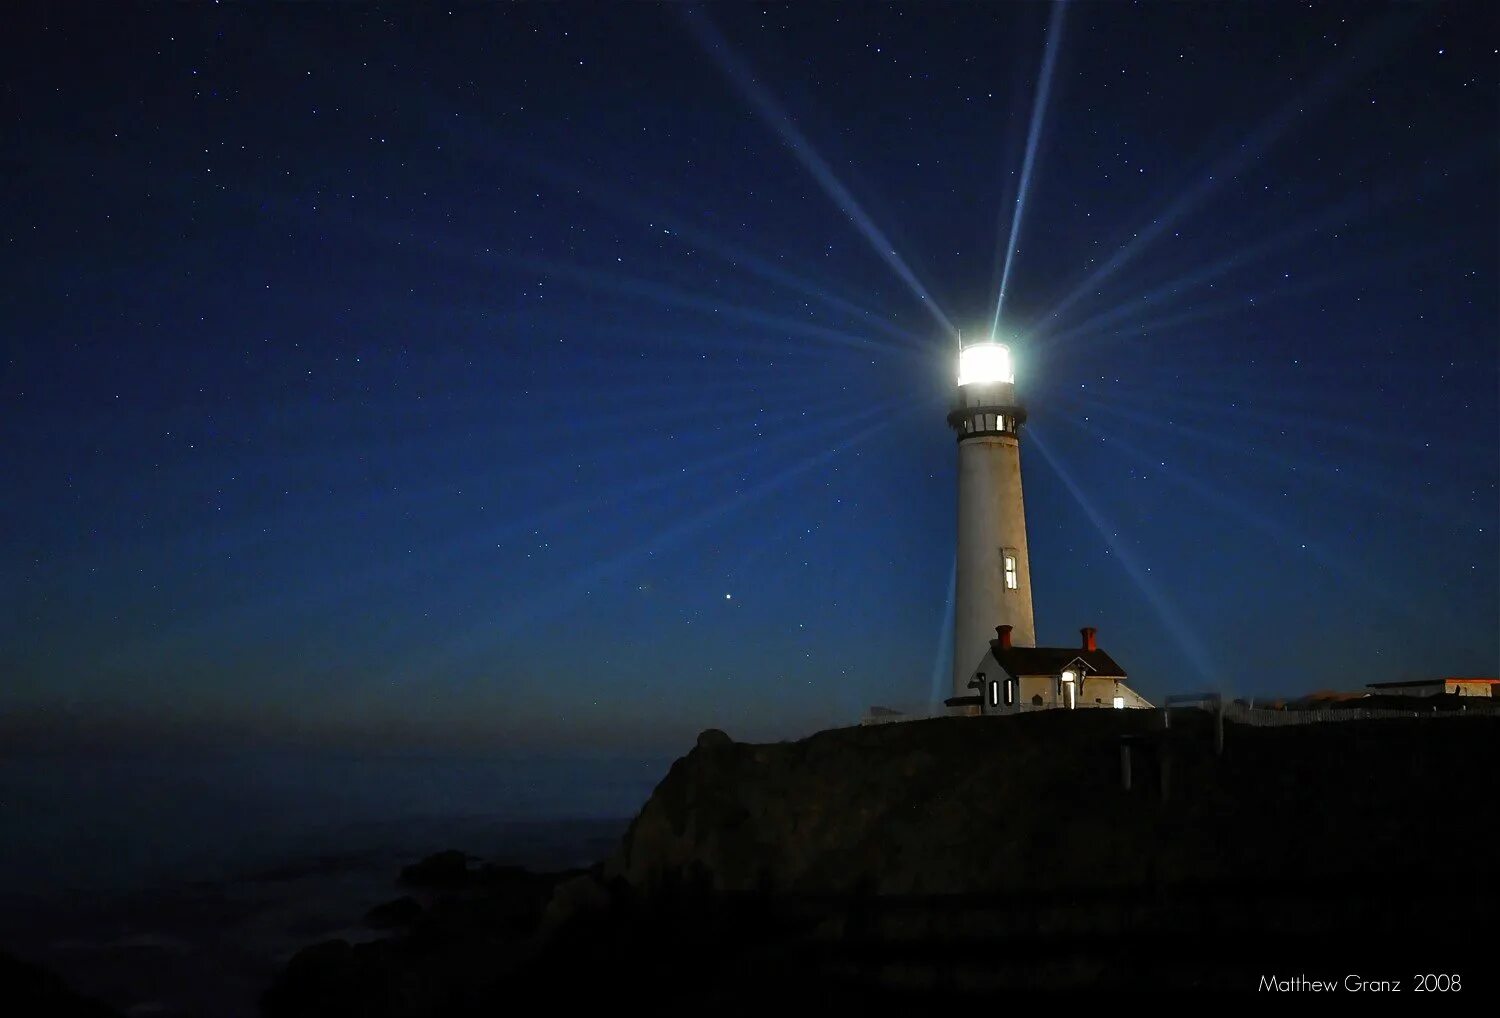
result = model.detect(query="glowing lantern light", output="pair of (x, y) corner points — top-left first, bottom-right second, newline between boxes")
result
(957, 341), (1015, 387)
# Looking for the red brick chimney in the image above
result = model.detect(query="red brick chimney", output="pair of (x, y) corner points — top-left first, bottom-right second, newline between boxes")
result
(1081, 626), (1098, 652)
(995, 625), (1013, 649)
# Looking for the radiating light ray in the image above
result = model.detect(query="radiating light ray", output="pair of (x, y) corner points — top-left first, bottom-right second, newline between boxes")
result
(929, 556), (957, 709)
(1033, 143), (1484, 350)
(1028, 425), (1224, 689)
(252, 82), (932, 368)
(268, 33), (924, 353)
(269, 32), (942, 363)
(256, 25), (924, 359)
(339, 209), (922, 364)
(465, 145), (923, 350)
(1031, 7), (1421, 333)
(991, 0), (1068, 335)
(646, 223), (922, 348)
(105, 377), (876, 593)
(1062, 380), (1494, 463)
(111, 383), (888, 644)
(266, 193), (915, 368)
(1040, 218), (1354, 348)
(1052, 408), (1445, 644)
(494, 249), (924, 361)
(259, 353), (844, 443)
(98, 386), (893, 668)
(427, 309), (874, 367)
(1073, 393), (1489, 527)
(725, 409), (930, 583)
(135, 344), (873, 570)
(681, 6), (958, 341)
(377, 396), (925, 684)
(101, 365), (853, 548)
(516, 364), (870, 420)
(1056, 410), (1363, 588)
(1035, 237), (1449, 362)
(637, 217), (923, 350)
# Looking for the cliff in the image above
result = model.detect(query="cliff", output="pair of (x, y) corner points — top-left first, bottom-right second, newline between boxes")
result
(607, 710), (1500, 895)
(266, 710), (1500, 1010)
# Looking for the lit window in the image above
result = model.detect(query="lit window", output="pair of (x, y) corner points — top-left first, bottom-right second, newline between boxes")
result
(1113, 696), (1126, 710)
(990, 681), (1000, 706)
(1002, 549), (1018, 590)
(1004, 678), (1014, 707)
(1061, 669), (1077, 710)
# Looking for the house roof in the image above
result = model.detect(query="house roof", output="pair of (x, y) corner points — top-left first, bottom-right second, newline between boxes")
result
(987, 643), (1127, 680)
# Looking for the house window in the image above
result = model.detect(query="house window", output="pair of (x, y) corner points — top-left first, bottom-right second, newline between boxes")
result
(1004, 678), (1015, 707)
(1113, 696), (1126, 710)
(990, 680), (1000, 707)
(1002, 548), (1018, 590)
(1061, 669), (1077, 710)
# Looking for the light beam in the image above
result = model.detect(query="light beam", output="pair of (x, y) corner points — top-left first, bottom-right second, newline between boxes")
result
(991, 1), (1068, 335)
(682, 7), (958, 341)
(1029, 425), (1224, 689)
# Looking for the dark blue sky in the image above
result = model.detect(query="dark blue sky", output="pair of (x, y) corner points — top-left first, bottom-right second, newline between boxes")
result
(4, 2), (1496, 753)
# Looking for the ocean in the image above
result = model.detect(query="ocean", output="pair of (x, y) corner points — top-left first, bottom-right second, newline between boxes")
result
(0, 747), (670, 1015)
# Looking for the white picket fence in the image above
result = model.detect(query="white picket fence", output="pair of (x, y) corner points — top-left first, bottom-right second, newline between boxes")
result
(1209, 700), (1500, 727)
(861, 699), (1500, 728)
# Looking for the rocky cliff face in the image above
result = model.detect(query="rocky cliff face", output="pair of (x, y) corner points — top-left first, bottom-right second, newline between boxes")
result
(606, 710), (1500, 897)
(266, 711), (1500, 1009)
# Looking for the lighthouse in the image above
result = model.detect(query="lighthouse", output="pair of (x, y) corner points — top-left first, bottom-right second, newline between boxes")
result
(948, 337), (1035, 703)
(860, 335), (1152, 725)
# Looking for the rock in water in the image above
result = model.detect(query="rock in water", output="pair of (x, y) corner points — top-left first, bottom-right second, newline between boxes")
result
(397, 849), (472, 887)
(362, 895), (424, 929)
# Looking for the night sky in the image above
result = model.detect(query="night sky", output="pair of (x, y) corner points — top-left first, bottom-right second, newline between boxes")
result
(5, 2), (1496, 754)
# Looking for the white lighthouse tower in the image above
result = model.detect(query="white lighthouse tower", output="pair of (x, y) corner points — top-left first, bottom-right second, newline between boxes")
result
(948, 338), (1036, 704)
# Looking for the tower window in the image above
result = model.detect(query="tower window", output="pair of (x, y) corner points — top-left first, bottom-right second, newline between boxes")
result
(1002, 548), (1018, 590)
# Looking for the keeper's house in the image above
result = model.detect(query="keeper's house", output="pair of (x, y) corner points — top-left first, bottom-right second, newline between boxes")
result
(946, 625), (1154, 716)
